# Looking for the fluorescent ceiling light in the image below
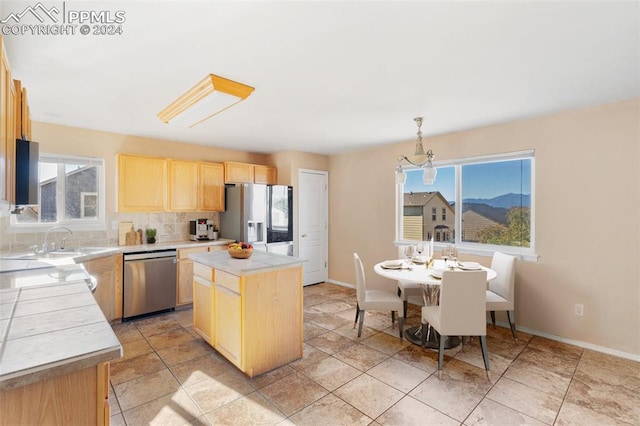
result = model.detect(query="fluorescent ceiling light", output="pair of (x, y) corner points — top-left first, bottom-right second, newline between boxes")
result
(157, 74), (254, 127)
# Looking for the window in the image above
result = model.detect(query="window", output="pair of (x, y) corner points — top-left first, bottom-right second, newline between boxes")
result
(14, 154), (105, 227)
(397, 151), (534, 257)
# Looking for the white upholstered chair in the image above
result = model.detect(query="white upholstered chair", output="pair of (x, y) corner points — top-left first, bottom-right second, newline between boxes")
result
(397, 280), (424, 318)
(422, 270), (490, 379)
(486, 251), (518, 344)
(353, 253), (404, 339)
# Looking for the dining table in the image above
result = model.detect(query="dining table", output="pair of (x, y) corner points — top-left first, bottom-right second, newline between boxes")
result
(374, 258), (497, 348)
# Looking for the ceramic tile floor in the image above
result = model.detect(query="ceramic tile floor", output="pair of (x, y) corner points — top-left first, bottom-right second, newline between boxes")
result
(109, 283), (640, 426)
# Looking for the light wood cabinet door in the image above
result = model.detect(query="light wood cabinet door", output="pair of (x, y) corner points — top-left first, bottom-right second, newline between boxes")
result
(224, 161), (254, 183)
(84, 255), (118, 322)
(177, 246), (209, 306)
(199, 162), (224, 211)
(193, 275), (213, 344)
(117, 154), (167, 212)
(254, 165), (277, 184)
(1, 35), (15, 204)
(169, 160), (199, 211)
(214, 283), (242, 367)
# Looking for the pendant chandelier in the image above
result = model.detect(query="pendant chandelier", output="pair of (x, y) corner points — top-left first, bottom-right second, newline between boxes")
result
(395, 117), (437, 185)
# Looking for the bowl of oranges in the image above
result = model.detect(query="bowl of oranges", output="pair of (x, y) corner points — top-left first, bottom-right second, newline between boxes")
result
(228, 242), (254, 259)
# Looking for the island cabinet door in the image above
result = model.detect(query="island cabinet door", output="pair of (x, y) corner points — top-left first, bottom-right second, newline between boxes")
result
(193, 275), (213, 344)
(213, 273), (242, 367)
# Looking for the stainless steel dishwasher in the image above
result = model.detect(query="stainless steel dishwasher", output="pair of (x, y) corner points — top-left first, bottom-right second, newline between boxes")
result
(123, 249), (177, 320)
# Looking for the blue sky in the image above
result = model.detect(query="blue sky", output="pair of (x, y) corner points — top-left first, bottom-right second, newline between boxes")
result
(404, 160), (531, 202)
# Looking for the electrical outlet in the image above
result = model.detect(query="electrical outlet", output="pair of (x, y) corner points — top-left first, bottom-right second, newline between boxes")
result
(574, 304), (584, 316)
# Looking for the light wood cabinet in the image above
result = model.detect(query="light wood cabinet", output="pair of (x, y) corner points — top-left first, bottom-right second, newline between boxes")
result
(214, 270), (242, 367)
(224, 161), (277, 184)
(1, 35), (16, 204)
(199, 162), (225, 211)
(254, 165), (277, 184)
(84, 254), (123, 322)
(177, 246), (208, 306)
(117, 154), (167, 212)
(192, 260), (303, 377)
(14, 81), (31, 141)
(193, 263), (214, 344)
(177, 244), (228, 306)
(169, 159), (199, 211)
(0, 362), (111, 426)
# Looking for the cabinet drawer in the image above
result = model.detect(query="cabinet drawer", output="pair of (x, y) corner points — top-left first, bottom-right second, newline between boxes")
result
(178, 246), (209, 259)
(193, 262), (212, 280)
(214, 269), (240, 293)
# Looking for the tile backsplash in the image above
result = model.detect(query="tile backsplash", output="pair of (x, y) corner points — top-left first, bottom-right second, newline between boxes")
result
(0, 211), (219, 256)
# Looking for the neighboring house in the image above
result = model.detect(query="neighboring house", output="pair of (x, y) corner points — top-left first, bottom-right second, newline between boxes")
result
(402, 191), (455, 242)
(40, 167), (98, 221)
(461, 204), (506, 242)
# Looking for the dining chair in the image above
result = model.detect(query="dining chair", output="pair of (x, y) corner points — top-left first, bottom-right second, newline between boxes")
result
(397, 280), (424, 318)
(421, 270), (490, 380)
(486, 251), (518, 344)
(353, 253), (404, 339)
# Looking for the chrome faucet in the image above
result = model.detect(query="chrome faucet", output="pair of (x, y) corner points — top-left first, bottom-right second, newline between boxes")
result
(42, 226), (73, 252)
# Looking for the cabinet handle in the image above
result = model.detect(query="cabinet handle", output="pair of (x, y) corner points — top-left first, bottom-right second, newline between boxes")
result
(301, 233), (308, 238)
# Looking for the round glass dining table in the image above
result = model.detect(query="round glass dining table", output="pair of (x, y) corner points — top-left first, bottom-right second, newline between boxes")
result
(374, 259), (497, 347)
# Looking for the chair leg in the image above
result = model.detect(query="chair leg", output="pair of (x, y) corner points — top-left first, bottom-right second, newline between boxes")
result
(398, 315), (404, 339)
(479, 335), (491, 381)
(421, 322), (427, 347)
(357, 310), (365, 337)
(490, 310), (496, 325)
(437, 333), (445, 380)
(391, 310), (396, 328)
(403, 300), (408, 319)
(353, 303), (360, 329)
(507, 310), (518, 345)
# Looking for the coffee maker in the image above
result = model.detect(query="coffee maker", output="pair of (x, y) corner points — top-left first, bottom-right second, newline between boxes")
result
(189, 219), (209, 241)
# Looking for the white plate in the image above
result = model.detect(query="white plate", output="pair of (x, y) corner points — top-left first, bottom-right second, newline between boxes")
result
(382, 260), (403, 269)
(430, 269), (446, 279)
(411, 256), (427, 264)
(458, 262), (481, 270)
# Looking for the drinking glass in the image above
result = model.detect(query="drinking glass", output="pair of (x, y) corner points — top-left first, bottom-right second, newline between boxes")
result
(404, 245), (415, 264)
(449, 245), (458, 268)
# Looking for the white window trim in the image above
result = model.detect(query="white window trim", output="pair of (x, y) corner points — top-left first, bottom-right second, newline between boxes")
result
(395, 150), (538, 262)
(8, 153), (107, 232)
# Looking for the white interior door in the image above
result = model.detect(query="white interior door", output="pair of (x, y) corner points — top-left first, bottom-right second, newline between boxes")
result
(298, 170), (328, 286)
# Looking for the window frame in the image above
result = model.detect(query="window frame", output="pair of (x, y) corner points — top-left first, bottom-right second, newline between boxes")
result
(395, 150), (537, 261)
(9, 153), (107, 232)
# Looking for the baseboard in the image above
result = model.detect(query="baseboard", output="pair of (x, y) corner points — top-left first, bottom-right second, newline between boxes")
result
(492, 320), (640, 362)
(325, 279), (640, 362)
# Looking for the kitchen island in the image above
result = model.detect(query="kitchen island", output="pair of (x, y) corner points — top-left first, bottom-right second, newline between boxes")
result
(189, 250), (304, 377)
(0, 264), (122, 425)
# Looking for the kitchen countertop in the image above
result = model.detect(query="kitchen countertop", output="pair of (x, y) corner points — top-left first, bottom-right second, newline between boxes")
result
(0, 239), (234, 273)
(190, 250), (305, 275)
(0, 264), (122, 391)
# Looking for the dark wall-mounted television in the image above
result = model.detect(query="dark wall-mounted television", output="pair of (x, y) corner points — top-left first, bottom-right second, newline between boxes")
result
(15, 139), (39, 205)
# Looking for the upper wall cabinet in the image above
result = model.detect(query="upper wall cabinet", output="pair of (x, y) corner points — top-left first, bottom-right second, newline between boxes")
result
(14, 80), (31, 141)
(224, 161), (277, 184)
(1, 35), (16, 204)
(168, 160), (224, 212)
(168, 159), (199, 211)
(199, 162), (225, 211)
(117, 154), (167, 212)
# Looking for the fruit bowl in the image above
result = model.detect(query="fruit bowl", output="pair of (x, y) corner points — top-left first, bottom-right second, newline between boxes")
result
(228, 242), (254, 259)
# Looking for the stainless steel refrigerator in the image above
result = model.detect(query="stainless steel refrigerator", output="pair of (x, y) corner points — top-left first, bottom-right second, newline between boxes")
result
(220, 184), (294, 255)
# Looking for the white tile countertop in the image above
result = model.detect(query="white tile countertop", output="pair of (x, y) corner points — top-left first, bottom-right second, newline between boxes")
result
(0, 264), (122, 391)
(190, 250), (305, 275)
(0, 239), (235, 273)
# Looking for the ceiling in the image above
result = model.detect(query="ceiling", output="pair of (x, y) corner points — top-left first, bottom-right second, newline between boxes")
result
(2, 1), (638, 155)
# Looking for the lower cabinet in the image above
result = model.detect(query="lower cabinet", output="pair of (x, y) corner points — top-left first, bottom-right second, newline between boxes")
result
(177, 244), (228, 307)
(84, 255), (123, 322)
(0, 362), (111, 426)
(214, 281), (242, 367)
(193, 274), (214, 344)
